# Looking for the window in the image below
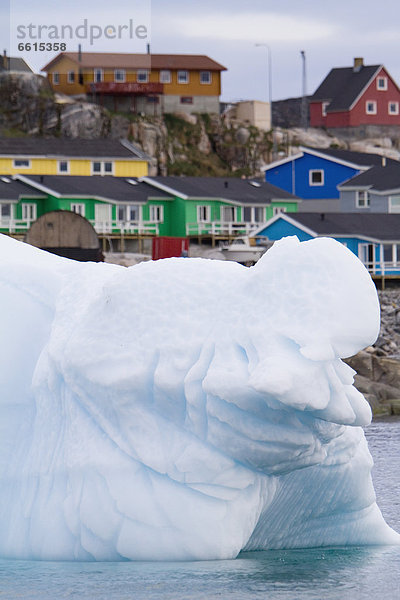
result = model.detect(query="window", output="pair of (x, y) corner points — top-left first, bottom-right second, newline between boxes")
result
(356, 190), (370, 208)
(377, 76), (388, 90)
(92, 161), (113, 175)
(200, 71), (212, 84)
(114, 69), (126, 82)
(359, 243), (375, 269)
(117, 205), (140, 221)
(94, 68), (103, 83)
(197, 205), (211, 222)
(70, 203), (85, 216)
(322, 102), (329, 116)
(67, 71), (75, 84)
(149, 205), (163, 222)
(0, 203), (11, 221)
(221, 206), (236, 222)
(21, 203), (36, 221)
(13, 159), (30, 168)
(389, 196), (400, 213)
(177, 70), (189, 84)
(180, 96), (193, 104)
(147, 96), (159, 103)
(309, 169), (324, 186)
(273, 206), (287, 216)
(159, 70), (171, 83)
(52, 72), (59, 84)
(389, 101), (399, 115)
(137, 70), (149, 83)
(243, 206), (265, 222)
(58, 160), (69, 174)
(366, 100), (377, 114)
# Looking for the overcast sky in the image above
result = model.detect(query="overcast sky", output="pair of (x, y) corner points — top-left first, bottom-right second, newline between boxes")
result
(2, 0), (400, 102)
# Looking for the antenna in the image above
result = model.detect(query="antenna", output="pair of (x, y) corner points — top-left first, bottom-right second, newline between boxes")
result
(300, 50), (308, 130)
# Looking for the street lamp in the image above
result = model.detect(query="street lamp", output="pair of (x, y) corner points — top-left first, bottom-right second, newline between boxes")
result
(255, 43), (272, 128)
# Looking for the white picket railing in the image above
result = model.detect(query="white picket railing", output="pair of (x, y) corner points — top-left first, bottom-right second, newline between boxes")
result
(0, 219), (159, 236)
(185, 222), (262, 236)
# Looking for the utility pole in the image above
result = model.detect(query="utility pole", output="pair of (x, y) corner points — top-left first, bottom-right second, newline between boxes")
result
(300, 50), (308, 130)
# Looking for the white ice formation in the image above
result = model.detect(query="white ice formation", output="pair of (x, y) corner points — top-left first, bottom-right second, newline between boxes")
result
(0, 234), (398, 561)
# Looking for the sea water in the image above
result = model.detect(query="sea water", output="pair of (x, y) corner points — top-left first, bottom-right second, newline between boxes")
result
(1, 418), (399, 600)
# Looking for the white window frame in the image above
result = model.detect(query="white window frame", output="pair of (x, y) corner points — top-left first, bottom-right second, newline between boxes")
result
(377, 76), (388, 91)
(91, 161), (114, 175)
(52, 72), (59, 85)
(243, 206), (266, 223)
(67, 70), (75, 84)
(149, 205), (164, 222)
(389, 196), (400, 213)
(200, 71), (212, 85)
(117, 204), (141, 222)
(273, 206), (287, 216)
(322, 101), (329, 116)
(70, 203), (85, 216)
(221, 205), (237, 223)
(0, 202), (12, 222)
(21, 203), (37, 221)
(356, 190), (370, 208)
(309, 169), (324, 186)
(114, 69), (126, 83)
(159, 70), (171, 84)
(177, 70), (189, 84)
(94, 68), (103, 83)
(366, 100), (377, 114)
(388, 101), (399, 115)
(197, 205), (211, 223)
(57, 160), (69, 174)
(137, 69), (149, 83)
(13, 159), (31, 169)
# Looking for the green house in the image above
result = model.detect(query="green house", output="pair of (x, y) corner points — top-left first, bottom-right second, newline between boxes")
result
(0, 174), (299, 251)
(141, 176), (299, 240)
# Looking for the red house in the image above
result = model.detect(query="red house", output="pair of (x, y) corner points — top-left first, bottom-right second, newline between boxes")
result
(309, 57), (400, 129)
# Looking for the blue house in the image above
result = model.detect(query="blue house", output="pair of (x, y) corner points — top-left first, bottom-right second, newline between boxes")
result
(263, 147), (398, 212)
(250, 212), (400, 276)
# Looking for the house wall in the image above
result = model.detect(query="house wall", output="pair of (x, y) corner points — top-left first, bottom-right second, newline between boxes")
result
(0, 158), (148, 177)
(265, 153), (359, 199)
(309, 102), (326, 128)
(255, 219), (313, 242)
(339, 189), (389, 212)
(45, 57), (222, 99)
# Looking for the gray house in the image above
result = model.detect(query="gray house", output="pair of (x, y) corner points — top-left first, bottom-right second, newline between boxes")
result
(339, 163), (400, 212)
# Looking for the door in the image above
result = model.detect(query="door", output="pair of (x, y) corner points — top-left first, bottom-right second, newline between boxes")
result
(95, 203), (112, 233)
(359, 243), (375, 272)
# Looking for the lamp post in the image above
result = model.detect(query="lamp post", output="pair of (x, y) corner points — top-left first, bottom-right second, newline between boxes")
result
(300, 50), (308, 130)
(255, 43), (272, 129)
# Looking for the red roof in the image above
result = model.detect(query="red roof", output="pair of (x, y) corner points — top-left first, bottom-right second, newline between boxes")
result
(42, 52), (227, 72)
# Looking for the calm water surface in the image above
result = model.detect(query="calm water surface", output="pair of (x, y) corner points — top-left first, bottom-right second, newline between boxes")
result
(1, 418), (399, 600)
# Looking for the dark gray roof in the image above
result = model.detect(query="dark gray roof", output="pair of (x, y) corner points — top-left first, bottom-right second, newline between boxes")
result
(145, 176), (299, 203)
(19, 175), (171, 203)
(289, 212), (400, 241)
(305, 147), (399, 167)
(0, 56), (33, 72)
(310, 65), (381, 111)
(0, 138), (148, 160)
(0, 176), (46, 200)
(339, 164), (400, 191)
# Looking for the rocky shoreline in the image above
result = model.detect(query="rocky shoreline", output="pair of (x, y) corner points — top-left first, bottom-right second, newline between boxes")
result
(347, 290), (400, 416)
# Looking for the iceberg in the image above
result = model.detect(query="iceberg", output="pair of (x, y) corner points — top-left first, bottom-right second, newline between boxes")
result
(0, 234), (398, 561)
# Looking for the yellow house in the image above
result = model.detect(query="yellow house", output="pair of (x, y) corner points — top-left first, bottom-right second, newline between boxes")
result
(0, 138), (149, 177)
(41, 52), (227, 115)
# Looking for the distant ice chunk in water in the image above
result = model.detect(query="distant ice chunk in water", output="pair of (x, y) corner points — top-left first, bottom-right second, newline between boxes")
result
(0, 234), (398, 561)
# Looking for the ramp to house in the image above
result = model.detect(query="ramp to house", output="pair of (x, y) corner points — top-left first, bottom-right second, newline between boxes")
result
(25, 210), (103, 262)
